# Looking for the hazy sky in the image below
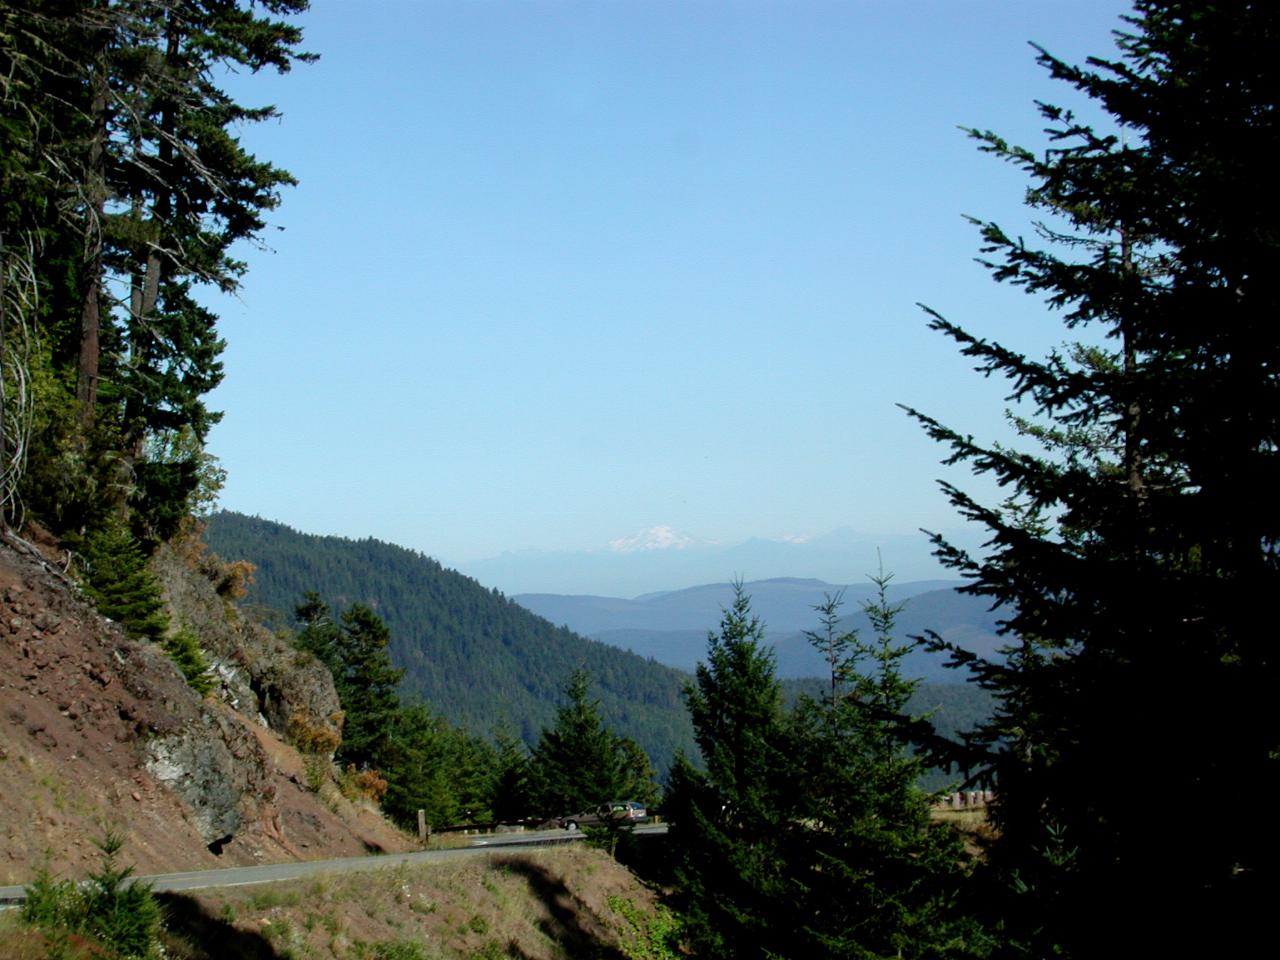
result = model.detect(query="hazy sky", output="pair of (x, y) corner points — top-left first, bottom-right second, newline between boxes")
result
(207, 0), (1131, 572)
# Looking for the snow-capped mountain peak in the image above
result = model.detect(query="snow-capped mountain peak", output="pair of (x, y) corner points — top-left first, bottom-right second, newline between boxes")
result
(607, 525), (701, 554)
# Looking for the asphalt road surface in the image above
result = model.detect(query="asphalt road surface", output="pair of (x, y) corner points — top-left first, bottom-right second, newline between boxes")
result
(0, 823), (668, 905)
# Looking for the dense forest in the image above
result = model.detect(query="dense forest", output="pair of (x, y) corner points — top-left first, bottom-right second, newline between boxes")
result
(202, 510), (697, 771)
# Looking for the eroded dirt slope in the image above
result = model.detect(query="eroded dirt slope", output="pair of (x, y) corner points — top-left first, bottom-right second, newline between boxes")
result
(0, 537), (412, 885)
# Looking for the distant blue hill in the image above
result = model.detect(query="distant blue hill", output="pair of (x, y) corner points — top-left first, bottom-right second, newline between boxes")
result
(516, 577), (1006, 682)
(461, 526), (988, 597)
(516, 576), (958, 634)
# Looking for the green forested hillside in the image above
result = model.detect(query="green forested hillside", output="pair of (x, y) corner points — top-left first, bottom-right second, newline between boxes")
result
(202, 511), (695, 772)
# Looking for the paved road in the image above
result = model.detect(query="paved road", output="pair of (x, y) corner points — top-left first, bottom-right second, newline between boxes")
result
(0, 824), (668, 905)
(468, 823), (666, 848)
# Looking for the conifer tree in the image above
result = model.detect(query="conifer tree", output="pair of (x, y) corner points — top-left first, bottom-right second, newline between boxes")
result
(906, 1), (1280, 952)
(381, 703), (497, 830)
(488, 729), (535, 822)
(80, 522), (169, 642)
(666, 584), (794, 960)
(671, 580), (986, 959)
(787, 571), (987, 958)
(528, 668), (654, 815)
(21, 832), (162, 959)
(0, 1), (313, 539)
(293, 591), (339, 665)
(162, 626), (215, 696)
(295, 596), (403, 771)
(331, 603), (403, 771)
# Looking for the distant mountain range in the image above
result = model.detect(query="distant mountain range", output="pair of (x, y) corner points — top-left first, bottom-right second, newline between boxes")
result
(515, 577), (1007, 683)
(203, 513), (1004, 779)
(457, 525), (988, 597)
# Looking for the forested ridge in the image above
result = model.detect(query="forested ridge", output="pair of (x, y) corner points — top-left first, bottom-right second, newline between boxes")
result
(203, 510), (696, 770)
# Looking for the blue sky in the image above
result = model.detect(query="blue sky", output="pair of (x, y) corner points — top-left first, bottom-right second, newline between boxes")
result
(207, 0), (1131, 582)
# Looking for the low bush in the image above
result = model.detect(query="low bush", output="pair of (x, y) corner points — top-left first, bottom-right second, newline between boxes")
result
(21, 833), (163, 959)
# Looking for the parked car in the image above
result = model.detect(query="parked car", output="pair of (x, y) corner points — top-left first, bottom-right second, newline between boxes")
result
(559, 800), (648, 831)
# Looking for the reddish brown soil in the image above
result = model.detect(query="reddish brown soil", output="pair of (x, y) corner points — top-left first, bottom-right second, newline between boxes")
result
(0, 536), (413, 886)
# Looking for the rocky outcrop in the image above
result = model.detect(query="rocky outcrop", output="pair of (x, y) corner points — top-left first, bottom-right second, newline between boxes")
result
(144, 703), (278, 848)
(150, 540), (342, 747)
(143, 727), (240, 846)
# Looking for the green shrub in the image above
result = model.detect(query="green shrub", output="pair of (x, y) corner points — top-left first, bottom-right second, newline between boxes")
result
(607, 896), (682, 960)
(20, 867), (80, 931)
(373, 941), (432, 960)
(78, 833), (162, 959)
(162, 628), (215, 696)
(79, 523), (169, 643)
(21, 833), (162, 959)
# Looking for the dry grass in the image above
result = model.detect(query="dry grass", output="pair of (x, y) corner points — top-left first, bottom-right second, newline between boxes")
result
(931, 807), (996, 858)
(0, 915), (104, 959)
(159, 843), (661, 960)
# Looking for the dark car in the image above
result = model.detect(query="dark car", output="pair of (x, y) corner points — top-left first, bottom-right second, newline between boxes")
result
(559, 800), (648, 831)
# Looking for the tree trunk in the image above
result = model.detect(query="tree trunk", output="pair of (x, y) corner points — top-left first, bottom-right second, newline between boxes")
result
(76, 49), (109, 429)
(1120, 227), (1145, 501)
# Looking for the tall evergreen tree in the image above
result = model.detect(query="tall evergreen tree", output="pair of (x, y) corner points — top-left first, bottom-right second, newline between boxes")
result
(0, 1), (313, 540)
(0, 0), (99, 529)
(487, 728), (536, 823)
(293, 590), (341, 672)
(671, 580), (985, 960)
(106, 1), (314, 438)
(331, 602), (403, 770)
(528, 668), (656, 816)
(666, 584), (794, 960)
(381, 703), (497, 830)
(906, 1), (1280, 952)
(295, 596), (403, 771)
(787, 572), (986, 959)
